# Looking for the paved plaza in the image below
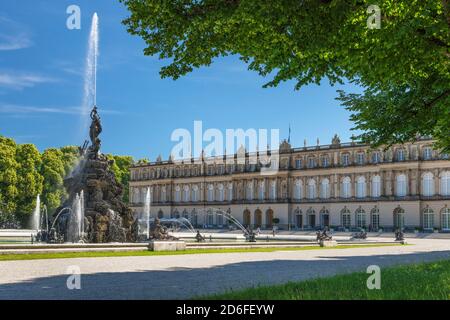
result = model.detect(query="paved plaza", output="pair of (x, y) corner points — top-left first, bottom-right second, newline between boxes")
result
(0, 239), (449, 299)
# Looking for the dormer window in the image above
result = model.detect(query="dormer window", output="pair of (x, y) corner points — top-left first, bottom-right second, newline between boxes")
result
(372, 152), (380, 164)
(308, 157), (316, 168)
(356, 153), (365, 165)
(321, 155), (330, 167)
(397, 149), (405, 161)
(295, 159), (302, 169)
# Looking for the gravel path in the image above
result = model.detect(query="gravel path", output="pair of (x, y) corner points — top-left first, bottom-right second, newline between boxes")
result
(0, 239), (449, 299)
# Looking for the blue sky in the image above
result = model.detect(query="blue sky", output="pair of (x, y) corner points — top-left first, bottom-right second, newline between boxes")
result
(0, 0), (362, 160)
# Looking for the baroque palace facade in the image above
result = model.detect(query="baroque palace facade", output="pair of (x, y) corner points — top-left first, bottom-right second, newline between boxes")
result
(129, 137), (450, 232)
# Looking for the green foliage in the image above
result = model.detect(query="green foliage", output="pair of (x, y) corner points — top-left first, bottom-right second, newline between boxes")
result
(107, 154), (134, 202)
(121, 0), (450, 151)
(59, 146), (79, 176)
(15, 144), (43, 219)
(40, 148), (66, 213)
(0, 136), (18, 214)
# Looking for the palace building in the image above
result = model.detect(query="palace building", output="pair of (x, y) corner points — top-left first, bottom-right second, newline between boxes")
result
(128, 136), (450, 232)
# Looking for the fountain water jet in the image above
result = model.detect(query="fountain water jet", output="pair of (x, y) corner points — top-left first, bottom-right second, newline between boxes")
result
(31, 195), (41, 232)
(144, 187), (151, 239)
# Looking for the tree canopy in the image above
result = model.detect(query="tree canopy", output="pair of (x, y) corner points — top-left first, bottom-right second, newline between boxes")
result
(121, 0), (450, 151)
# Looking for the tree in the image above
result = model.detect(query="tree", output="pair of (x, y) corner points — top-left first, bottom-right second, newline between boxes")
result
(107, 154), (134, 202)
(121, 0), (450, 151)
(15, 144), (43, 220)
(59, 146), (80, 176)
(40, 148), (66, 213)
(0, 136), (18, 214)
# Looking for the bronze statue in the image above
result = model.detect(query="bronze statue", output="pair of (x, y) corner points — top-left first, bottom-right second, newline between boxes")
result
(150, 218), (178, 241)
(89, 105), (102, 156)
(316, 229), (333, 241)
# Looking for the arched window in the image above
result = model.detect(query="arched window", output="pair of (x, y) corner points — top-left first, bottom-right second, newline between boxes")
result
(307, 179), (316, 199)
(440, 171), (450, 196)
(341, 208), (351, 228)
(320, 178), (330, 199)
(270, 181), (277, 200)
(206, 210), (214, 226)
(216, 211), (224, 226)
(190, 209), (198, 226)
(393, 207), (405, 230)
(246, 182), (253, 201)
(207, 184), (214, 202)
(356, 176), (366, 198)
(259, 181), (265, 200)
(161, 186), (167, 203)
(182, 185), (190, 202)
(423, 207), (434, 230)
(307, 208), (316, 227)
(355, 208), (367, 228)
(266, 209), (274, 228)
(320, 208), (330, 227)
(341, 176), (351, 198)
(254, 209), (262, 227)
(192, 185), (199, 202)
(174, 186), (181, 202)
(294, 179), (302, 200)
(370, 208), (380, 231)
(396, 174), (407, 197)
(243, 209), (251, 226)
(227, 183), (233, 201)
(294, 209), (303, 228)
(217, 184), (224, 202)
(157, 210), (164, 219)
(422, 172), (434, 196)
(441, 208), (450, 231)
(371, 175), (381, 197)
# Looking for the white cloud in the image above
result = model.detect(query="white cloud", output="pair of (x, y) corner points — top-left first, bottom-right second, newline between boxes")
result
(0, 103), (122, 116)
(0, 16), (32, 51)
(0, 72), (58, 90)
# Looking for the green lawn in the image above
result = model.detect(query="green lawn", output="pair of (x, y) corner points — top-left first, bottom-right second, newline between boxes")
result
(202, 259), (450, 300)
(0, 243), (400, 261)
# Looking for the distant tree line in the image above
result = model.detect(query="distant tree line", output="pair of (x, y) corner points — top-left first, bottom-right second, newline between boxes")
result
(0, 134), (137, 226)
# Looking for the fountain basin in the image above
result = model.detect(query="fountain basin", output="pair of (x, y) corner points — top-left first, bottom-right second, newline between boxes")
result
(148, 240), (186, 252)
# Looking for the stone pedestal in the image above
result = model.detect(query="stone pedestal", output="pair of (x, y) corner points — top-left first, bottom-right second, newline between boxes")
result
(148, 241), (186, 252)
(319, 240), (338, 247)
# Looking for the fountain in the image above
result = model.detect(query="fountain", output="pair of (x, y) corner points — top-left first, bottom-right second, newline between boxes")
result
(144, 187), (151, 239)
(31, 195), (40, 232)
(48, 13), (134, 243)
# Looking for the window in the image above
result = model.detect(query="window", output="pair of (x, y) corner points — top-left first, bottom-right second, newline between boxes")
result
(217, 184), (224, 202)
(308, 157), (316, 168)
(394, 208), (405, 230)
(294, 179), (302, 200)
(371, 175), (381, 197)
(307, 179), (316, 199)
(371, 208), (380, 231)
(423, 147), (432, 160)
(270, 181), (277, 200)
(423, 208), (434, 230)
(341, 154), (350, 166)
(320, 208), (330, 227)
(182, 185), (190, 202)
(341, 176), (351, 198)
(397, 149), (405, 161)
(174, 186), (181, 202)
(259, 181), (265, 200)
(246, 182), (253, 201)
(355, 208), (367, 228)
(441, 171), (450, 196)
(206, 210), (214, 226)
(372, 152), (381, 164)
(356, 176), (366, 198)
(341, 208), (351, 228)
(192, 185), (199, 202)
(422, 172), (434, 196)
(396, 174), (407, 197)
(207, 184), (214, 202)
(321, 156), (330, 167)
(320, 178), (330, 199)
(307, 208), (316, 227)
(442, 208), (450, 230)
(295, 159), (302, 169)
(227, 183), (233, 201)
(356, 153), (365, 165)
